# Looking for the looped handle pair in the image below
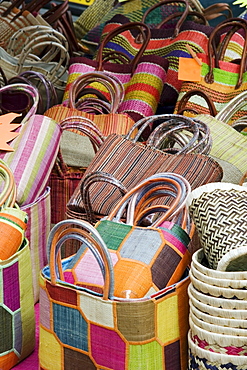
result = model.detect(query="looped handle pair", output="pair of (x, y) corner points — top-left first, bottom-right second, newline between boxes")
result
(205, 19), (247, 89)
(81, 171), (128, 225)
(96, 22), (151, 75)
(0, 83), (39, 124)
(0, 160), (17, 209)
(68, 71), (125, 114)
(47, 219), (114, 300)
(105, 173), (191, 229)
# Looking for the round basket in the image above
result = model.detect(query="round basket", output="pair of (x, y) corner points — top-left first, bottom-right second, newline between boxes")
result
(192, 249), (247, 280)
(190, 263), (247, 289)
(188, 331), (247, 370)
(188, 289), (247, 320)
(186, 182), (247, 269)
(217, 246), (247, 272)
(188, 283), (247, 310)
(189, 310), (247, 337)
(189, 271), (247, 300)
(189, 318), (247, 355)
(190, 301), (247, 329)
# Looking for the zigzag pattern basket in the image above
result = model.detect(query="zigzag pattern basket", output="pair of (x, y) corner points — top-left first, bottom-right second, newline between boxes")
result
(186, 182), (247, 269)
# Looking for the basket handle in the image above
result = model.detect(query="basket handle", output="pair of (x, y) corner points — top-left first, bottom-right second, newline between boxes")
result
(157, 10), (207, 29)
(96, 21), (151, 75)
(203, 3), (233, 21)
(0, 160), (17, 208)
(146, 114), (212, 155)
(205, 19), (247, 89)
(67, 71), (125, 114)
(140, 0), (190, 38)
(215, 90), (247, 124)
(47, 219), (114, 300)
(80, 171), (128, 225)
(176, 89), (218, 117)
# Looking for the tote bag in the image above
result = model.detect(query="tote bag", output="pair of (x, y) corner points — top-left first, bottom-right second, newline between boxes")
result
(39, 218), (190, 370)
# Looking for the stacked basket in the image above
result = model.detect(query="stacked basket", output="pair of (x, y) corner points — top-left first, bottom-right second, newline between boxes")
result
(186, 183), (247, 370)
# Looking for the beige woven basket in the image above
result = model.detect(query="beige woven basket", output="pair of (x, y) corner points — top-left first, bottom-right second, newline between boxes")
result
(189, 317), (247, 355)
(189, 271), (247, 300)
(188, 289), (247, 319)
(188, 283), (247, 310)
(217, 246), (247, 272)
(186, 183), (247, 269)
(188, 330), (247, 369)
(189, 310), (247, 337)
(192, 249), (247, 280)
(190, 264), (247, 289)
(189, 302), (247, 329)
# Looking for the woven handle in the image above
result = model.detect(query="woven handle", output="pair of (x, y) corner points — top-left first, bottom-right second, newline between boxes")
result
(141, 0), (190, 38)
(205, 19), (247, 89)
(96, 21), (151, 75)
(106, 174), (191, 228)
(80, 171), (128, 224)
(0, 160), (16, 208)
(215, 90), (247, 124)
(142, 114), (211, 155)
(67, 71), (125, 114)
(47, 219), (114, 300)
(0, 83), (39, 124)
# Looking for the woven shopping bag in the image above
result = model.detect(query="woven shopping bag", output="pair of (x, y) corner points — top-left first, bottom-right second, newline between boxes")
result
(64, 173), (193, 297)
(45, 70), (136, 136)
(98, 0), (216, 107)
(66, 114), (223, 223)
(176, 88), (247, 180)
(62, 22), (169, 122)
(0, 161), (35, 369)
(0, 83), (63, 206)
(47, 115), (105, 224)
(174, 19), (247, 124)
(39, 218), (190, 370)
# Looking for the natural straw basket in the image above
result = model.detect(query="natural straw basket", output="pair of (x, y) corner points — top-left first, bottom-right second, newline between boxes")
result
(186, 183), (247, 269)
(189, 301), (247, 329)
(217, 245), (247, 272)
(189, 310), (247, 337)
(189, 317), (247, 355)
(189, 271), (247, 300)
(192, 249), (247, 280)
(188, 330), (247, 370)
(188, 283), (247, 310)
(190, 263), (247, 289)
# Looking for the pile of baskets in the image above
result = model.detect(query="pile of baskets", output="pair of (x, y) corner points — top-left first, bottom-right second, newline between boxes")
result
(188, 248), (247, 370)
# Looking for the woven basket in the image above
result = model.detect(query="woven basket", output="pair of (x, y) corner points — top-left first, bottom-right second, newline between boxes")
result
(189, 317), (247, 355)
(188, 330), (247, 370)
(192, 249), (247, 280)
(190, 263), (247, 289)
(188, 283), (247, 310)
(186, 183), (247, 269)
(190, 302), (247, 329)
(190, 310), (247, 337)
(188, 290), (247, 320)
(189, 271), (247, 300)
(217, 246), (247, 272)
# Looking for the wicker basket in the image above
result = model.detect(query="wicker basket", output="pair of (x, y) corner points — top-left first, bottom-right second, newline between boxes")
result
(188, 330), (247, 370)
(186, 183), (247, 269)
(188, 283), (247, 310)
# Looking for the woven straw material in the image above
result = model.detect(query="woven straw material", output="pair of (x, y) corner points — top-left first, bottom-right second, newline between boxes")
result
(0, 239), (35, 369)
(217, 246), (247, 272)
(67, 133), (223, 222)
(100, 14), (214, 107)
(188, 289), (247, 320)
(188, 282), (247, 310)
(190, 309), (247, 337)
(190, 317), (247, 355)
(39, 219), (190, 370)
(21, 187), (51, 303)
(188, 331), (247, 370)
(186, 182), (247, 270)
(191, 248), (247, 281)
(0, 114), (61, 206)
(189, 271), (247, 300)
(190, 301), (247, 329)
(196, 114), (247, 176)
